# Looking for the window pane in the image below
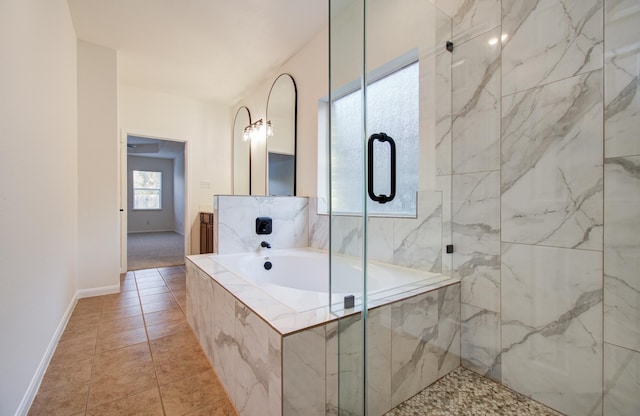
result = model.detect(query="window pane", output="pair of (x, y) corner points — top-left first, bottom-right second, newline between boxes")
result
(132, 170), (162, 210)
(330, 62), (418, 215)
(133, 190), (161, 209)
(133, 170), (161, 189)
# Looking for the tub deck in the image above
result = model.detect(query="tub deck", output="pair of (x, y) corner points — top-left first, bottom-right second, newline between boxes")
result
(187, 248), (458, 335)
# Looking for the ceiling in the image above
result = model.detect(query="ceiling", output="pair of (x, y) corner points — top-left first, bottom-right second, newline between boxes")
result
(127, 136), (185, 160)
(67, 0), (328, 104)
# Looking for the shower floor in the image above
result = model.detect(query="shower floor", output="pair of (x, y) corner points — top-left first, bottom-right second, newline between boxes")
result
(385, 367), (563, 416)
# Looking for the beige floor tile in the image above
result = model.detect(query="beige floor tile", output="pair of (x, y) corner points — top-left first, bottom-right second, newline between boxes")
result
(136, 280), (168, 290)
(185, 401), (238, 416)
(100, 305), (142, 322)
(86, 362), (157, 409)
(92, 342), (152, 378)
(143, 307), (185, 326)
(135, 276), (166, 285)
(98, 314), (145, 339)
(134, 269), (162, 277)
(150, 331), (201, 361)
(49, 337), (96, 363)
(140, 292), (176, 305)
(104, 289), (139, 299)
(66, 311), (102, 331)
(102, 296), (141, 311)
(85, 387), (164, 416)
(74, 298), (105, 315)
(59, 325), (99, 344)
(39, 355), (94, 392)
(95, 327), (148, 353)
(138, 285), (171, 296)
(146, 319), (191, 341)
(142, 299), (180, 314)
(158, 265), (184, 274)
(154, 346), (213, 385)
(160, 370), (227, 416)
(172, 290), (187, 308)
(120, 281), (138, 292)
(28, 381), (89, 416)
(162, 274), (186, 284)
(168, 281), (186, 292)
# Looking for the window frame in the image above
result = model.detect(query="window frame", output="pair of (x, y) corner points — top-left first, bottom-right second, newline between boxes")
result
(132, 170), (163, 211)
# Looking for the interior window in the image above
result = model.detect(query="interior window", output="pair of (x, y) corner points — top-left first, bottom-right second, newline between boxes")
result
(133, 170), (162, 210)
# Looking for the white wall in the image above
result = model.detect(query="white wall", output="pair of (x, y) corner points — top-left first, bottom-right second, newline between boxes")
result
(119, 85), (231, 254)
(127, 156), (175, 232)
(0, 0), (78, 414)
(173, 151), (185, 235)
(235, 23), (329, 197)
(77, 40), (120, 292)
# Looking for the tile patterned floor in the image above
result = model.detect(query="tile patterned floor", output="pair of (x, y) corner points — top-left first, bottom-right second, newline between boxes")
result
(28, 266), (238, 416)
(386, 367), (564, 416)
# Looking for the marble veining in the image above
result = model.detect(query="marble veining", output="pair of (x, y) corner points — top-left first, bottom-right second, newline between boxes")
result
(501, 71), (603, 250)
(502, 0), (603, 96)
(500, 243), (603, 416)
(604, 343), (640, 415)
(451, 28), (501, 174)
(216, 196), (309, 254)
(452, 171), (500, 313)
(604, 156), (640, 352)
(435, 51), (452, 176)
(460, 303), (501, 381)
(604, 0), (640, 158)
(448, 0), (501, 44)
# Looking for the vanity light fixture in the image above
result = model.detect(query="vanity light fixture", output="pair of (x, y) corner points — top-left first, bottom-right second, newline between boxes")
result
(243, 119), (274, 142)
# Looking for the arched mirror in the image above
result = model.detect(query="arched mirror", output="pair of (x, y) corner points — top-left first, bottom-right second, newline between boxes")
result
(232, 106), (251, 194)
(265, 73), (297, 196)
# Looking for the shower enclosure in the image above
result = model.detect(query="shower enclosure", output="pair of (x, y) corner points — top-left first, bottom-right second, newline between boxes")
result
(328, 0), (636, 415)
(328, 0), (456, 414)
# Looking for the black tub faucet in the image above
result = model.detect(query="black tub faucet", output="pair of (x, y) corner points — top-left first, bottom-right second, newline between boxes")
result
(261, 241), (271, 249)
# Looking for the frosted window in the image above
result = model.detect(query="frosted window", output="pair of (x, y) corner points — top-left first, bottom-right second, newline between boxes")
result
(331, 62), (418, 215)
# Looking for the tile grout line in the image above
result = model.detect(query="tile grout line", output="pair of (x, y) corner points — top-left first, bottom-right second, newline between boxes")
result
(135, 268), (170, 416)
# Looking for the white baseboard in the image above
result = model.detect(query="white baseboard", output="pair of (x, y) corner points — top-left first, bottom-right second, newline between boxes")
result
(15, 283), (120, 415)
(15, 291), (79, 416)
(76, 284), (120, 299)
(127, 229), (174, 234)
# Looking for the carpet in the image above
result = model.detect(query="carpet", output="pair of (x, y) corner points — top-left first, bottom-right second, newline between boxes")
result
(127, 231), (185, 271)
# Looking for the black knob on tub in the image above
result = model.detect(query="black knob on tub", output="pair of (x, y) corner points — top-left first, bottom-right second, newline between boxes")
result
(264, 261), (272, 270)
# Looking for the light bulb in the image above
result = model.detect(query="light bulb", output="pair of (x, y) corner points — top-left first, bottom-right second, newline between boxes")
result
(266, 120), (273, 137)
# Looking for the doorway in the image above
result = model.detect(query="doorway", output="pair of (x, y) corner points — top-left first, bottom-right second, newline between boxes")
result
(121, 134), (187, 271)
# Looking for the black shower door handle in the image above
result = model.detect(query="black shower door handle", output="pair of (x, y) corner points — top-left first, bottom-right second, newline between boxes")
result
(367, 132), (396, 204)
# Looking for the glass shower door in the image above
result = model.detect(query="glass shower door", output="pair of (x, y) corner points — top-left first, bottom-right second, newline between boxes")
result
(329, 0), (451, 414)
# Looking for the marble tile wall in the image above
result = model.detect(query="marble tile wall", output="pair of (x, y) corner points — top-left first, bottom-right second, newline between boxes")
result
(443, 0), (503, 386)
(329, 283), (460, 416)
(215, 195), (309, 254)
(603, 1), (640, 413)
(186, 264), (282, 416)
(501, 244), (602, 415)
(498, 0), (606, 413)
(308, 192), (444, 274)
(441, 0), (638, 414)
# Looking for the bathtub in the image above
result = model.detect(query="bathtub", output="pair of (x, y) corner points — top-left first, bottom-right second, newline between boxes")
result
(213, 247), (451, 313)
(186, 248), (460, 416)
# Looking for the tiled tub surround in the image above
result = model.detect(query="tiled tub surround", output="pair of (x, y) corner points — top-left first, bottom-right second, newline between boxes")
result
(186, 253), (460, 416)
(215, 195), (309, 254)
